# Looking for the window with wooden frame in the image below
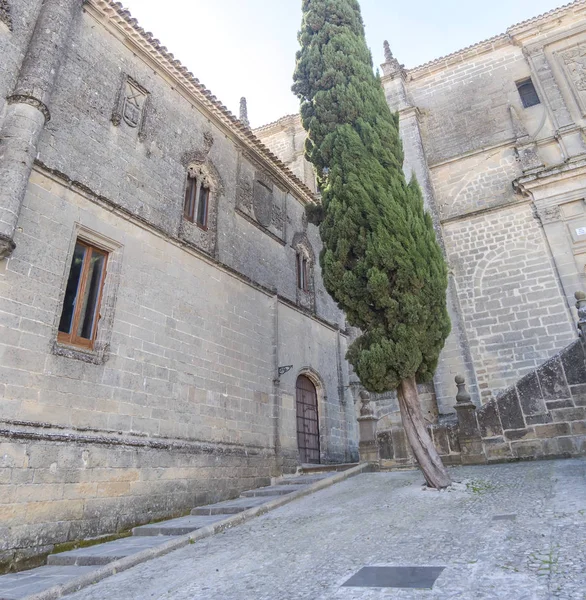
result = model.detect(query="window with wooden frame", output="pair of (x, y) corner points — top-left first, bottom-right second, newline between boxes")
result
(58, 240), (108, 349)
(296, 253), (309, 292)
(184, 174), (210, 229)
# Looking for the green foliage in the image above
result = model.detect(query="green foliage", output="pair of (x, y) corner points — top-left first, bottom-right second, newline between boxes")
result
(293, 0), (450, 393)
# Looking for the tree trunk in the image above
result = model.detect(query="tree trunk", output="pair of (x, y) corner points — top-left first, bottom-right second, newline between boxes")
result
(397, 376), (452, 489)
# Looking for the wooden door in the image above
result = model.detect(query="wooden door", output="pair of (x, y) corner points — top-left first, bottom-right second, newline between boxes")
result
(296, 375), (320, 464)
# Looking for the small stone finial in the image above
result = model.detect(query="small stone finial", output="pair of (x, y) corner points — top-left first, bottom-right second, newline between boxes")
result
(239, 97), (250, 128)
(383, 40), (393, 63)
(381, 40), (405, 78)
(455, 375), (471, 405)
(359, 390), (374, 417)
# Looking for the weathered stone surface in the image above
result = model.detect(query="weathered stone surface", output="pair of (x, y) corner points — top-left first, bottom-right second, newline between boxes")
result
(515, 371), (546, 416)
(551, 407), (586, 423)
(511, 440), (543, 459)
(561, 341), (586, 385)
(504, 427), (535, 441)
(533, 423), (571, 438)
(496, 389), (525, 431)
(537, 357), (571, 401)
(431, 426), (450, 455)
(377, 431), (394, 460)
(477, 401), (503, 438)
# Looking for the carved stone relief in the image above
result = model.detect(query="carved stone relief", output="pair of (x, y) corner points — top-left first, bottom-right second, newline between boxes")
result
(178, 141), (223, 256)
(253, 179), (273, 228)
(112, 75), (149, 139)
(536, 205), (562, 224)
(236, 158), (286, 241)
(558, 43), (586, 115)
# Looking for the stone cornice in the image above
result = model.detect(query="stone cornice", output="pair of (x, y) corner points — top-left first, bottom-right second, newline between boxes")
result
(513, 156), (586, 197)
(86, 1), (317, 206)
(407, 1), (586, 80)
(0, 418), (274, 456)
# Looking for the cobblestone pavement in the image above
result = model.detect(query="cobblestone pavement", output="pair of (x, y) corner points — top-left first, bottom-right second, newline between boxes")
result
(66, 459), (586, 600)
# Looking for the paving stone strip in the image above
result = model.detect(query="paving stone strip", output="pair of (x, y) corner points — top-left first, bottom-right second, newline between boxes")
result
(0, 464), (367, 600)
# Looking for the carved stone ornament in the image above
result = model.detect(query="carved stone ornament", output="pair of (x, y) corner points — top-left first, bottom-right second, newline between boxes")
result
(537, 205), (562, 224)
(253, 175), (274, 228)
(112, 75), (149, 139)
(187, 164), (212, 188)
(236, 177), (253, 212)
(203, 132), (214, 155)
(558, 44), (586, 116)
(271, 201), (285, 233)
(560, 45), (586, 91)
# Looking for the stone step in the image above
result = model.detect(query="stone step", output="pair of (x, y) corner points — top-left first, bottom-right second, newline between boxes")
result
(300, 463), (358, 474)
(0, 566), (99, 600)
(191, 495), (280, 515)
(240, 484), (307, 497)
(46, 536), (171, 566)
(132, 514), (227, 536)
(277, 473), (336, 485)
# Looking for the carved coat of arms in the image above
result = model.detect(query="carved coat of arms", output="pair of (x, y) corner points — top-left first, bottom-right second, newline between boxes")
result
(112, 75), (149, 139)
(123, 81), (147, 128)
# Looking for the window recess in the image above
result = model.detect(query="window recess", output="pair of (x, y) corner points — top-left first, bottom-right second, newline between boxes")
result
(58, 240), (108, 349)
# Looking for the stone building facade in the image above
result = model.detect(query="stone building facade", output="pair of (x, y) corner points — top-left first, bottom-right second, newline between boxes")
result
(256, 1), (586, 433)
(0, 0), (358, 570)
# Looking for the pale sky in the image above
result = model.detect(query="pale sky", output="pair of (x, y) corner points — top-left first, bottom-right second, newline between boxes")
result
(120, 0), (565, 128)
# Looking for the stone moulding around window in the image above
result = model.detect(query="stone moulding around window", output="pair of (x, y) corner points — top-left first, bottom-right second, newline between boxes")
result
(292, 232), (316, 312)
(179, 156), (223, 256)
(51, 225), (123, 364)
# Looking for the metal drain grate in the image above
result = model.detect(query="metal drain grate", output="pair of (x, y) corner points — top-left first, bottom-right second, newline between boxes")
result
(492, 514), (517, 521)
(342, 566), (445, 589)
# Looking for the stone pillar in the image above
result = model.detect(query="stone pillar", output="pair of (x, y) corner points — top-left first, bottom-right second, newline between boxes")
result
(357, 391), (380, 467)
(0, 0), (83, 258)
(454, 376), (486, 465)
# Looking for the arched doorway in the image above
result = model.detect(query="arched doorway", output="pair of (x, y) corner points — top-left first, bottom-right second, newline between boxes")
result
(296, 375), (320, 464)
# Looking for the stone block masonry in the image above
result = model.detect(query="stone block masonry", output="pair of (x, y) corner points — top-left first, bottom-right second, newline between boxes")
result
(443, 203), (575, 401)
(0, 0), (356, 572)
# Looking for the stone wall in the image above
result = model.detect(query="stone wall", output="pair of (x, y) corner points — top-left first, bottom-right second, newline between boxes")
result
(254, 116), (317, 194)
(0, 434), (275, 572)
(443, 203), (576, 401)
(0, 1), (356, 571)
(376, 338), (586, 469)
(476, 339), (586, 461)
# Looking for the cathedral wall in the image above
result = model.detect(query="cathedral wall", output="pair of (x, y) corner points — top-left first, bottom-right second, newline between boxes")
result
(254, 117), (317, 193)
(409, 44), (534, 166)
(443, 203), (576, 402)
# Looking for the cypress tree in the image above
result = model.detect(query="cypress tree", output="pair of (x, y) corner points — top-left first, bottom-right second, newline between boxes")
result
(293, 0), (452, 488)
